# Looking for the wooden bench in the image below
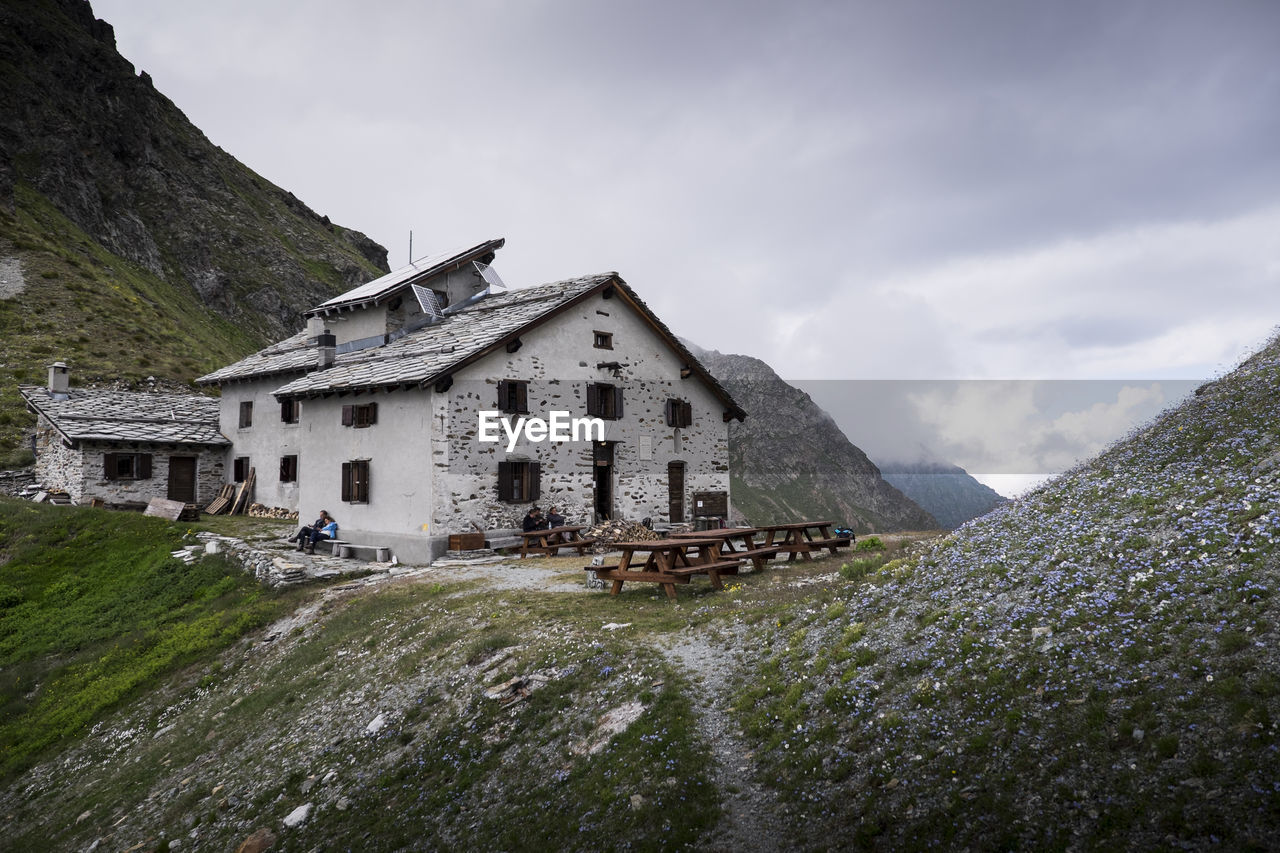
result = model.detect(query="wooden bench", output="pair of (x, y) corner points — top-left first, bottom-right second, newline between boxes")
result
(542, 536), (598, 557)
(806, 536), (852, 555)
(731, 545), (781, 571)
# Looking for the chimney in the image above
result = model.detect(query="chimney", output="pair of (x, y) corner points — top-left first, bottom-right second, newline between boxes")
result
(306, 315), (325, 342)
(48, 361), (70, 397)
(317, 330), (336, 370)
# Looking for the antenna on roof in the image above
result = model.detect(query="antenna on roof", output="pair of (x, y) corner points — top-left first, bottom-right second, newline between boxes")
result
(408, 230), (413, 265)
(411, 284), (444, 322)
(474, 261), (507, 292)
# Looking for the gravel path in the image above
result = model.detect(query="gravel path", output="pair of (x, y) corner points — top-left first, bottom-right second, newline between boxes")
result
(663, 631), (796, 852)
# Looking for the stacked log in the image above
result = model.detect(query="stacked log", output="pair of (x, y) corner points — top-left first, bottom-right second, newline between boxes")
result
(247, 503), (299, 521)
(583, 519), (659, 551)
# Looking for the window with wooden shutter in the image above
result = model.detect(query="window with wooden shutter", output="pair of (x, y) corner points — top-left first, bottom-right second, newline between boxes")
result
(665, 398), (692, 428)
(342, 403), (378, 428)
(341, 460), (370, 503)
(281, 399), (299, 424)
(497, 380), (528, 414)
(239, 401), (253, 428)
(497, 460), (540, 503)
(586, 383), (623, 420)
(280, 455), (298, 483)
(104, 452), (151, 480)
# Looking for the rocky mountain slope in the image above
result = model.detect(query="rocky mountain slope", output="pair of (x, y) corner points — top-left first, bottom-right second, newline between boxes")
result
(878, 459), (1006, 529)
(0, 0), (389, 462)
(692, 346), (937, 532)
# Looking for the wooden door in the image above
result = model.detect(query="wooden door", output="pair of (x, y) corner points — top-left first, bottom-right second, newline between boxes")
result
(668, 461), (685, 523)
(167, 456), (197, 503)
(593, 442), (614, 521)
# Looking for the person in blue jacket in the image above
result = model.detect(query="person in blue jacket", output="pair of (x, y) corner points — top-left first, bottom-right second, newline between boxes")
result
(296, 510), (338, 553)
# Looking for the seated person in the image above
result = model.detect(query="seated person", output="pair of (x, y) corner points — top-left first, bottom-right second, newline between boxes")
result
(522, 506), (547, 532)
(296, 510), (338, 553)
(546, 506), (566, 528)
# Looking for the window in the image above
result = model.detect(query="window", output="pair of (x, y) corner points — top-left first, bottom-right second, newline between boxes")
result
(497, 459), (541, 503)
(280, 455), (298, 483)
(233, 457), (250, 482)
(586, 383), (623, 420)
(497, 380), (529, 415)
(341, 460), (370, 503)
(665, 398), (693, 428)
(238, 401), (253, 428)
(341, 402), (378, 428)
(281, 399), (299, 424)
(593, 330), (613, 349)
(103, 452), (152, 481)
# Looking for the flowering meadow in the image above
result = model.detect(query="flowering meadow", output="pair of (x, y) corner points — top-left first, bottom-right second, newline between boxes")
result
(733, 335), (1280, 848)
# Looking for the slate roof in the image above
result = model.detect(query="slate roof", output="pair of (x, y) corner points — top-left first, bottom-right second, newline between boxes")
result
(275, 274), (617, 397)
(198, 271), (747, 419)
(306, 238), (505, 316)
(19, 386), (229, 446)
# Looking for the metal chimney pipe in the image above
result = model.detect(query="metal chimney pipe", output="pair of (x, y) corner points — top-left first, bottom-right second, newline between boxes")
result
(317, 331), (336, 370)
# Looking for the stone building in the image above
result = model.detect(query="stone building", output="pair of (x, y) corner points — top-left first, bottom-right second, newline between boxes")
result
(20, 363), (228, 508)
(198, 238), (745, 563)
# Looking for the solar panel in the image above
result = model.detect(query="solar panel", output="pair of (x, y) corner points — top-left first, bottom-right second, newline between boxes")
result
(474, 261), (507, 292)
(412, 284), (444, 319)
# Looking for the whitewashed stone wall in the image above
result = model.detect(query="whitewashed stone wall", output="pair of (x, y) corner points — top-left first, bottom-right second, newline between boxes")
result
(33, 420), (85, 501)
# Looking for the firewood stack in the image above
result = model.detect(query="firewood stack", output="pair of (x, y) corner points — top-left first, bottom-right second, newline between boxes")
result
(247, 503), (299, 521)
(583, 519), (660, 551)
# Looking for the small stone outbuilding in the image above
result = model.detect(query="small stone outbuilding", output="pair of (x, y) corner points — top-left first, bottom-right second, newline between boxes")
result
(19, 363), (228, 508)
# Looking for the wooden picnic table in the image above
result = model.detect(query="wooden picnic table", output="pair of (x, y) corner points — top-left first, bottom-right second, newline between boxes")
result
(758, 521), (852, 562)
(670, 527), (781, 571)
(587, 538), (743, 599)
(519, 525), (597, 558)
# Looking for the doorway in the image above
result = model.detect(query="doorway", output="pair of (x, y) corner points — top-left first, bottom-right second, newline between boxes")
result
(668, 461), (685, 523)
(167, 456), (197, 503)
(593, 441), (615, 521)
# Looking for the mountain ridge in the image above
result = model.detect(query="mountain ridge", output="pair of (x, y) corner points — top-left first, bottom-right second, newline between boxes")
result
(0, 0), (390, 461)
(689, 345), (938, 532)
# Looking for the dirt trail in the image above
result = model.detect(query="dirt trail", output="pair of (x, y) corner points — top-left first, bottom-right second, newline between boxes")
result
(662, 632), (796, 852)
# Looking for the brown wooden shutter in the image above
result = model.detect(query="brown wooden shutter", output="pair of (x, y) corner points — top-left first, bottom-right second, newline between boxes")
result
(497, 380), (510, 412)
(367, 402), (378, 425)
(341, 405), (354, 426)
(664, 398), (674, 426)
(586, 383), (601, 417)
(103, 452), (117, 480)
(612, 386), (624, 419)
(358, 461), (369, 502)
(341, 462), (352, 502)
(528, 461), (541, 501)
(516, 382), (528, 414)
(497, 460), (514, 502)
(138, 454), (153, 479)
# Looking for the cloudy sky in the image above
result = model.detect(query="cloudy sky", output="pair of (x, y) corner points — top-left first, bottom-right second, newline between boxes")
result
(93, 0), (1280, 492)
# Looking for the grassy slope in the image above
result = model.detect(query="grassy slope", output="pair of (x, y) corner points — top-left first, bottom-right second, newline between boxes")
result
(727, 336), (1280, 849)
(0, 186), (260, 464)
(0, 498), (301, 781)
